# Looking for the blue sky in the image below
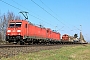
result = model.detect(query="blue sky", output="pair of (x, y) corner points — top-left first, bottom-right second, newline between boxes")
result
(0, 0), (90, 42)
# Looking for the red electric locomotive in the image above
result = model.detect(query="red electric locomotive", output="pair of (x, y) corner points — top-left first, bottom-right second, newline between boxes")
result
(6, 20), (61, 44)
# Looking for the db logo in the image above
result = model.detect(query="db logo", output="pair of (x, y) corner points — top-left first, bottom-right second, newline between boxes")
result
(12, 28), (16, 32)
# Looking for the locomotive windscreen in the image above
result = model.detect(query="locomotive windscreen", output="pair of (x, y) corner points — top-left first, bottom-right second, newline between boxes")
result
(9, 22), (15, 27)
(9, 22), (22, 27)
(16, 22), (22, 27)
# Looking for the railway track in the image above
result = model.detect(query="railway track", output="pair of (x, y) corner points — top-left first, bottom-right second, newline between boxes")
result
(0, 43), (81, 48)
(0, 45), (32, 48)
(0, 42), (85, 48)
(0, 44), (86, 59)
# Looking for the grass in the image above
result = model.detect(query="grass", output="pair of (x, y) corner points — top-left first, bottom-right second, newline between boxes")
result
(1, 44), (90, 60)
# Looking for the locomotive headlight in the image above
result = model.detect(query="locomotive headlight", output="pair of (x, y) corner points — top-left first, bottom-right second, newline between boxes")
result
(7, 30), (11, 32)
(17, 30), (21, 32)
(8, 34), (10, 35)
(18, 33), (20, 35)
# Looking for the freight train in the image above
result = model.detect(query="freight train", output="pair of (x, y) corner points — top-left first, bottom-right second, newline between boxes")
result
(6, 20), (87, 45)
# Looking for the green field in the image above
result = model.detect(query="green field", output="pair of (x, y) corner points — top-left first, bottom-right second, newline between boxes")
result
(1, 44), (90, 60)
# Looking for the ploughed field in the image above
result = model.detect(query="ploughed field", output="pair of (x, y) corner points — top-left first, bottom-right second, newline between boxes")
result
(0, 44), (82, 59)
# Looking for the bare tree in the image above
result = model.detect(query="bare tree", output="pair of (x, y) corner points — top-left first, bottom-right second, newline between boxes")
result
(0, 11), (21, 41)
(15, 15), (21, 20)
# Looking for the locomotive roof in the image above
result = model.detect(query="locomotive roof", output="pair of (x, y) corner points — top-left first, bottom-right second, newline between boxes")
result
(9, 20), (60, 34)
(9, 20), (27, 22)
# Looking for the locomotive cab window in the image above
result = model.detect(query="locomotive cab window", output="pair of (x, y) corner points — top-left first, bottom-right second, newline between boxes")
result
(16, 22), (22, 27)
(9, 22), (15, 27)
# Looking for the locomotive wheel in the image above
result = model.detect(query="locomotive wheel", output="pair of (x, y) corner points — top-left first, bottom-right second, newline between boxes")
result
(28, 42), (33, 45)
(20, 40), (24, 45)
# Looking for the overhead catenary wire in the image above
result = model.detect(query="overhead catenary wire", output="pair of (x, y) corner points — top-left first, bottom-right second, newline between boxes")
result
(0, 0), (22, 11)
(40, 0), (82, 32)
(31, 0), (75, 32)
(11, 0), (43, 18)
(39, 0), (59, 16)
(31, 0), (62, 22)
(31, 0), (83, 33)
(11, 0), (57, 27)
(0, 0), (62, 31)
(0, 0), (67, 32)
(0, 0), (56, 28)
